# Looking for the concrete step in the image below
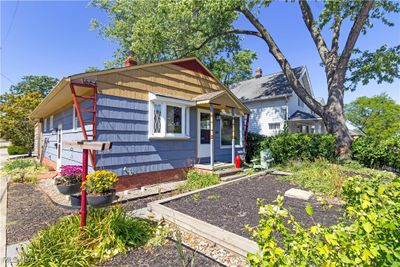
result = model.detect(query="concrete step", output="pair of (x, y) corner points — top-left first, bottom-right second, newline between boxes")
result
(214, 168), (243, 178)
(220, 173), (247, 182)
(194, 163), (233, 171)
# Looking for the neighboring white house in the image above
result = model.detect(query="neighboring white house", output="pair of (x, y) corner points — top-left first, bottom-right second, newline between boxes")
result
(230, 66), (326, 136)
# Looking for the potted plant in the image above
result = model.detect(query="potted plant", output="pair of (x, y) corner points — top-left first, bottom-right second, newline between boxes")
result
(54, 165), (82, 195)
(83, 170), (118, 207)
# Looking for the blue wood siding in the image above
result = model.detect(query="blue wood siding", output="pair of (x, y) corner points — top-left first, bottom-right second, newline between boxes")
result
(42, 100), (94, 171)
(96, 94), (196, 176)
(41, 93), (245, 176)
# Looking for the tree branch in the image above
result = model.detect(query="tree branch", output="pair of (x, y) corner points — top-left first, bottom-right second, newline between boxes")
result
(337, 1), (374, 78)
(299, 0), (330, 65)
(331, 15), (343, 57)
(240, 7), (324, 116)
(182, 29), (262, 57)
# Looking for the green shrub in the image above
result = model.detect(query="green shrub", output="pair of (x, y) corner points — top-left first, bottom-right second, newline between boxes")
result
(246, 133), (336, 164)
(7, 144), (29, 155)
(1, 159), (45, 183)
(180, 169), (220, 192)
(352, 136), (400, 171)
(248, 174), (400, 266)
(18, 206), (156, 266)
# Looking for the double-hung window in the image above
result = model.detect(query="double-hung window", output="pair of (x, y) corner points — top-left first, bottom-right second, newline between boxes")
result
(148, 93), (193, 139)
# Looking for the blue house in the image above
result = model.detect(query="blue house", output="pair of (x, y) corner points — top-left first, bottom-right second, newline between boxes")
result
(31, 57), (250, 189)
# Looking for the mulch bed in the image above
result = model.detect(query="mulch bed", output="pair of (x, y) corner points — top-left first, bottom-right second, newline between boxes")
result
(102, 239), (224, 267)
(164, 175), (343, 239)
(119, 191), (177, 212)
(6, 183), (75, 244)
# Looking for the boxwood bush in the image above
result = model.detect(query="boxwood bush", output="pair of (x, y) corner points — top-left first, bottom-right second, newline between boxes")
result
(246, 133), (336, 164)
(7, 144), (29, 155)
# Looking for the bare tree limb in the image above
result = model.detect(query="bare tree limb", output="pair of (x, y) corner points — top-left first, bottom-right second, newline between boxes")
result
(299, 0), (330, 65)
(182, 29), (262, 57)
(240, 7), (324, 116)
(331, 15), (343, 57)
(337, 1), (374, 79)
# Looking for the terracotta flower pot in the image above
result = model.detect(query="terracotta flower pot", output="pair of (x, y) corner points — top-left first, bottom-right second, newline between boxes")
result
(87, 189), (116, 207)
(56, 182), (81, 195)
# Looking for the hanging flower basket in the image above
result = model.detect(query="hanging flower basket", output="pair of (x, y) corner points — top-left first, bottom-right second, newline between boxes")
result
(83, 170), (118, 207)
(87, 190), (116, 207)
(55, 165), (82, 195)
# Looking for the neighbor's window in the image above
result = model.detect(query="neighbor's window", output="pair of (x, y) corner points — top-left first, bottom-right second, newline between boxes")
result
(149, 94), (191, 139)
(220, 115), (242, 147)
(269, 123), (281, 130)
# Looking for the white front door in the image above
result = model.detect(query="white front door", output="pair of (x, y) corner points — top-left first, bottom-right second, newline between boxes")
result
(56, 123), (62, 171)
(197, 109), (211, 159)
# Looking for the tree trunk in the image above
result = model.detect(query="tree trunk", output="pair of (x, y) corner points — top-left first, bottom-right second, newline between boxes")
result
(323, 93), (352, 159)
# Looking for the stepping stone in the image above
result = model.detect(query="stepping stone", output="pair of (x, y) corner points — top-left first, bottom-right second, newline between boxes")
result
(284, 188), (314, 200)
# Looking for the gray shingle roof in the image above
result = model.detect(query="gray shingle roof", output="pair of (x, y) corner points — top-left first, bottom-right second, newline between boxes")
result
(229, 66), (305, 102)
(288, 110), (318, 121)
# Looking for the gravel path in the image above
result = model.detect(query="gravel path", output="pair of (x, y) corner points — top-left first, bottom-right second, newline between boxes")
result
(6, 183), (75, 244)
(102, 239), (224, 267)
(165, 175), (343, 239)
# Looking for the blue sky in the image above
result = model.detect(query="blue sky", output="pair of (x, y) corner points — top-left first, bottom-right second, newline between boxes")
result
(1, 0), (399, 104)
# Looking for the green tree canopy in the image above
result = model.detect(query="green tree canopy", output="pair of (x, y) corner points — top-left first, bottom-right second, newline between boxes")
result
(90, 0), (257, 85)
(10, 75), (58, 97)
(0, 75), (58, 151)
(90, 0), (400, 156)
(345, 93), (400, 138)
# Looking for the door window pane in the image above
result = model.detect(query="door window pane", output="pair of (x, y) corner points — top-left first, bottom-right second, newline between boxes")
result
(221, 115), (232, 146)
(200, 113), (210, 144)
(153, 103), (162, 133)
(166, 105), (182, 134)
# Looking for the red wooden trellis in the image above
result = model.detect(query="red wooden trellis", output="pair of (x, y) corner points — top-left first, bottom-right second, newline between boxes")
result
(70, 81), (97, 169)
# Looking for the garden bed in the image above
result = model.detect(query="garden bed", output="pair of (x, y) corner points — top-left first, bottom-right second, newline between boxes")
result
(6, 183), (75, 244)
(163, 174), (343, 240)
(102, 239), (223, 267)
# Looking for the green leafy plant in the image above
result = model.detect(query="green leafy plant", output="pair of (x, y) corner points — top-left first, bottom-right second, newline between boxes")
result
(83, 170), (118, 194)
(2, 159), (45, 183)
(192, 193), (202, 200)
(179, 169), (220, 192)
(7, 145), (29, 155)
(18, 206), (156, 266)
(247, 174), (400, 266)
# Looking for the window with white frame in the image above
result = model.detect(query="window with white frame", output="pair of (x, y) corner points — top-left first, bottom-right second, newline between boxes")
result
(49, 116), (54, 131)
(148, 93), (192, 139)
(220, 115), (242, 147)
(269, 123), (281, 130)
(72, 105), (79, 131)
(44, 118), (47, 132)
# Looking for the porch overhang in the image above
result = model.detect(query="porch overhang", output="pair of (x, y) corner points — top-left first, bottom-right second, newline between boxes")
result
(193, 90), (250, 115)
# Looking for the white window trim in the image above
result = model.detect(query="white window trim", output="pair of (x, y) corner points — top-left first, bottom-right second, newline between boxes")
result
(220, 114), (243, 149)
(49, 116), (54, 131)
(268, 122), (281, 130)
(72, 105), (79, 132)
(148, 93), (194, 140)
